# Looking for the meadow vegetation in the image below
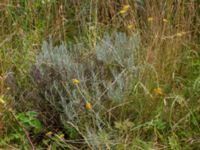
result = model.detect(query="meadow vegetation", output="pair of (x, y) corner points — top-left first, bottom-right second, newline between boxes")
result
(0, 0), (200, 149)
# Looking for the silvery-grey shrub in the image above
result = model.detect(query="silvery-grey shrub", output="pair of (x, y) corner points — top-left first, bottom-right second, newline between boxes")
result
(33, 32), (140, 124)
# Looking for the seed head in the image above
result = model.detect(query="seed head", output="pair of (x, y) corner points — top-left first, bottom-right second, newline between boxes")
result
(163, 18), (168, 23)
(148, 17), (154, 22)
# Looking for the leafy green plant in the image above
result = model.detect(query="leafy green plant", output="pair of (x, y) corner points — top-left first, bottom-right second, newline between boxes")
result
(16, 111), (42, 133)
(168, 135), (181, 150)
(0, 111), (41, 149)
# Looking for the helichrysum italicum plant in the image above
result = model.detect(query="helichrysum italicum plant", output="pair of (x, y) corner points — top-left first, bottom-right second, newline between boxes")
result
(96, 32), (140, 101)
(32, 32), (140, 144)
(96, 32), (140, 69)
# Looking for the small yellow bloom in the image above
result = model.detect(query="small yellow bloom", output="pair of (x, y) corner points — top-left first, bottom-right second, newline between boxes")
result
(120, 5), (130, 14)
(163, 18), (168, 23)
(123, 5), (130, 10)
(59, 133), (65, 139)
(6, 87), (10, 90)
(0, 96), (5, 104)
(120, 9), (127, 14)
(154, 87), (163, 95)
(148, 17), (154, 22)
(72, 79), (80, 85)
(127, 24), (133, 30)
(46, 131), (53, 136)
(85, 102), (92, 110)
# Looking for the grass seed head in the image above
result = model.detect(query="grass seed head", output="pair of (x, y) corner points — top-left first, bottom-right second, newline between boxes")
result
(148, 17), (154, 22)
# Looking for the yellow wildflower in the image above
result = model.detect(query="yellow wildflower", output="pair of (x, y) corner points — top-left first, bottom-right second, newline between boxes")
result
(148, 17), (154, 22)
(154, 87), (163, 95)
(72, 79), (80, 85)
(120, 10), (126, 14)
(0, 96), (5, 104)
(85, 102), (92, 110)
(163, 18), (168, 23)
(59, 133), (65, 139)
(123, 5), (130, 10)
(127, 24), (133, 30)
(46, 131), (53, 136)
(120, 5), (130, 14)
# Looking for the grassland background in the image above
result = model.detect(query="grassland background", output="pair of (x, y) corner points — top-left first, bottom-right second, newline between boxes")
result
(0, 0), (200, 149)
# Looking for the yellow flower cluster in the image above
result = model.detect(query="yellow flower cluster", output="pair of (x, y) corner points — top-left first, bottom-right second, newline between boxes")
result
(59, 133), (65, 139)
(120, 5), (130, 14)
(45, 131), (65, 140)
(127, 24), (133, 30)
(72, 79), (80, 85)
(85, 102), (92, 110)
(154, 87), (163, 95)
(72, 79), (92, 111)
(46, 131), (53, 136)
(0, 96), (5, 104)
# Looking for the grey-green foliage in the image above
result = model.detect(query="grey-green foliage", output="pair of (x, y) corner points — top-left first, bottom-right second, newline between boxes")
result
(34, 32), (140, 123)
(37, 41), (83, 77)
(97, 32), (140, 101)
(36, 41), (86, 120)
(96, 32), (140, 69)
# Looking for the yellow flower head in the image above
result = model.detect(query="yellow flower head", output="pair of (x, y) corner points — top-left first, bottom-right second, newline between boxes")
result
(0, 96), (5, 104)
(46, 131), (53, 136)
(127, 24), (133, 30)
(120, 5), (130, 14)
(163, 18), (168, 23)
(72, 79), (80, 85)
(59, 133), (65, 139)
(120, 10), (127, 14)
(154, 87), (163, 95)
(148, 17), (154, 22)
(123, 5), (130, 10)
(85, 102), (92, 110)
